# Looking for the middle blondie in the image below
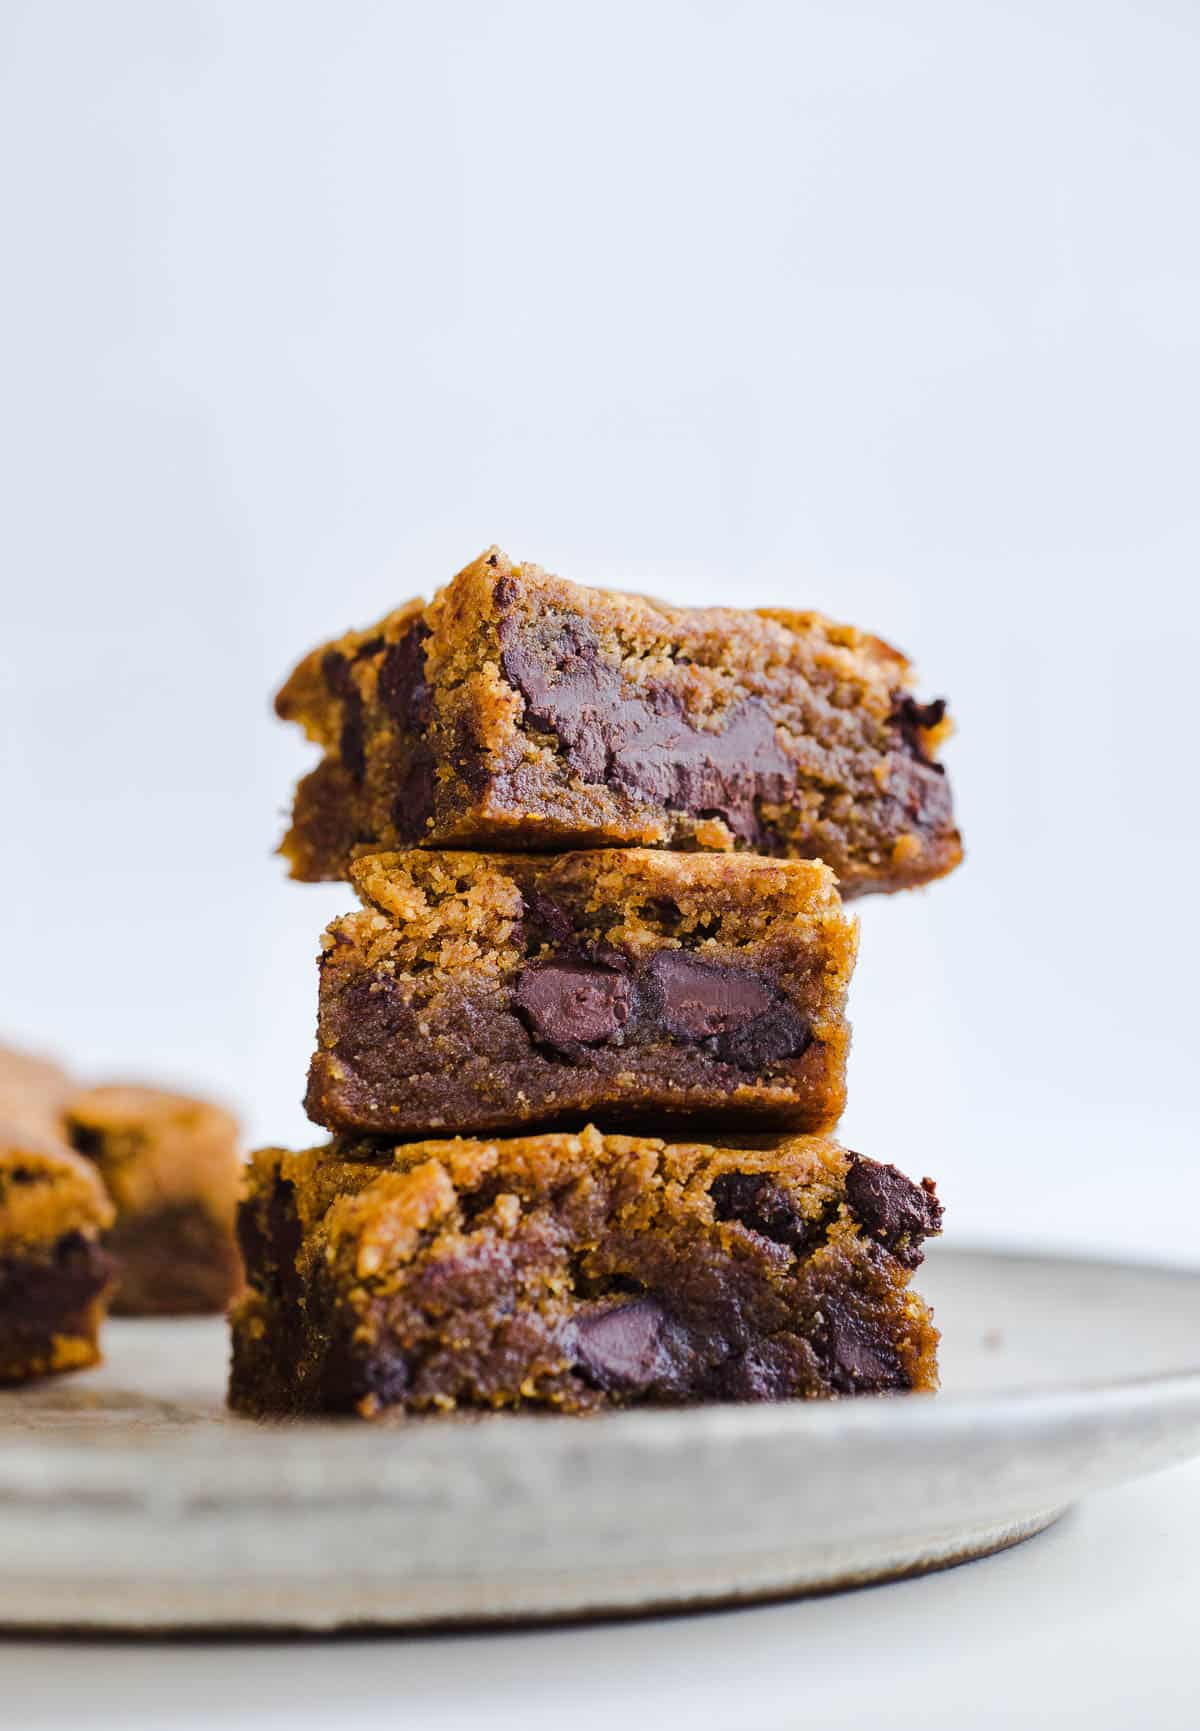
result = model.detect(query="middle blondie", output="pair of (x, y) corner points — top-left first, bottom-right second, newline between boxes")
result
(306, 849), (857, 1137)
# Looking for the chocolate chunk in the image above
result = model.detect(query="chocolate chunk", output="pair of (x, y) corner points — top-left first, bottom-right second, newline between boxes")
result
(845, 1155), (942, 1268)
(320, 649), (355, 700)
(712, 1337), (801, 1401)
(329, 976), (418, 1058)
(710, 1171), (820, 1254)
(66, 1122), (105, 1161)
(715, 1002), (811, 1069)
(570, 1297), (677, 1393)
(520, 890), (576, 950)
(815, 1299), (909, 1394)
(355, 1343), (411, 1404)
(378, 623), (432, 730)
(642, 953), (811, 1069)
(321, 651), (366, 781)
(644, 952), (776, 1039)
(886, 752), (953, 829)
(237, 1176), (302, 1306)
(891, 693), (947, 765)
(0, 1232), (114, 1330)
(515, 961), (632, 1051)
(497, 612), (795, 842)
(391, 749), (435, 842)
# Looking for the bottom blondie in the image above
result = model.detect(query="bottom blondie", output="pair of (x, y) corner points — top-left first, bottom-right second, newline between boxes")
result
(1, 1126), (116, 1383)
(230, 1127), (941, 1417)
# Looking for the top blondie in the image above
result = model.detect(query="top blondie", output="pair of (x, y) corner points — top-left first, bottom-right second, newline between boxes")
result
(277, 549), (961, 897)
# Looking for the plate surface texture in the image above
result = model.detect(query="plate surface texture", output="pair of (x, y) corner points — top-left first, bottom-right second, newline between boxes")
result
(1, 1246), (1198, 1629)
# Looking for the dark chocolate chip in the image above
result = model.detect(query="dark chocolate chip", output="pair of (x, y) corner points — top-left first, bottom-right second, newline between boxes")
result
(329, 977), (418, 1057)
(641, 953), (811, 1069)
(355, 1344), (411, 1405)
(815, 1299), (910, 1394)
(237, 1176), (303, 1306)
(570, 1298), (675, 1393)
(378, 623), (432, 729)
(339, 701), (366, 781)
(320, 650), (355, 699)
(520, 889), (577, 949)
(711, 1171), (821, 1255)
(497, 612), (794, 842)
(321, 650), (366, 781)
(0, 1231), (114, 1330)
(890, 693), (947, 765)
(66, 1122), (106, 1161)
(715, 1002), (812, 1069)
(844, 1155), (942, 1268)
(711, 1337), (801, 1401)
(886, 752), (952, 829)
(391, 749), (435, 842)
(644, 952), (776, 1039)
(515, 960), (632, 1051)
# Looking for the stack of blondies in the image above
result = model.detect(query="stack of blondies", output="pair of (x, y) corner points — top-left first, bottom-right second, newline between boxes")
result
(230, 549), (960, 1418)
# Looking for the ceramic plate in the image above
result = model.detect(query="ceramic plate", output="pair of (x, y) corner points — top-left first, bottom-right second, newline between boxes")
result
(2, 1245), (1198, 1631)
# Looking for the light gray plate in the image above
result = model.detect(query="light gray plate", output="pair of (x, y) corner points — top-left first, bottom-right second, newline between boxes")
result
(2, 1245), (1198, 1631)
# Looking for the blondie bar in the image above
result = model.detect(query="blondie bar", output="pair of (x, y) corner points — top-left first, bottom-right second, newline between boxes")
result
(276, 549), (961, 896)
(229, 1126), (941, 1417)
(307, 849), (856, 1136)
(0, 1125), (116, 1383)
(64, 1085), (243, 1315)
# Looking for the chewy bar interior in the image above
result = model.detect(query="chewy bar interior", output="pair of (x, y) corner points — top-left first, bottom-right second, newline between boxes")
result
(0, 1126), (116, 1383)
(307, 849), (857, 1137)
(63, 1085), (243, 1316)
(229, 1127), (942, 1418)
(276, 548), (961, 897)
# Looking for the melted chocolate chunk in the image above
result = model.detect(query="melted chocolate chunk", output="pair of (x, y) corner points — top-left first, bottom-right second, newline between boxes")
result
(710, 1172), (821, 1254)
(391, 750), (435, 842)
(815, 1299), (909, 1394)
(712, 1337), (801, 1401)
(891, 693), (947, 766)
(887, 752), (954, 829)
(322, 651), (366, 782)
(570, 1297), (683, 1394)
(716, 1002), (812, 1069)
(0, 1231), (114, 1331)
(378, 623), (432, 729)
(844, 1156), (942, 1269)
(644, 953), (811, 1069)
(515, 960), (633, 1051)
(237, 1177), (302, 1306)
(520, 890), (576, 950)
(354, 1342), (411, 1405)
(330, 976), (418, 1057)
(66, 1122), (105, 1161)
(644, 952), (776, 1039)
(497, 610), (794, 842)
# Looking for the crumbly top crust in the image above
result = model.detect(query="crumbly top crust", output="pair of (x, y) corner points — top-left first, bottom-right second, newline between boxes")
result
(0, 1125), (114, 1246)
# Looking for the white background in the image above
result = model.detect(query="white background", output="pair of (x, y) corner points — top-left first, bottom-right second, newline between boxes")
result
(2, 3), (1199, 1725)
(4, 0), (1198, 1257)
